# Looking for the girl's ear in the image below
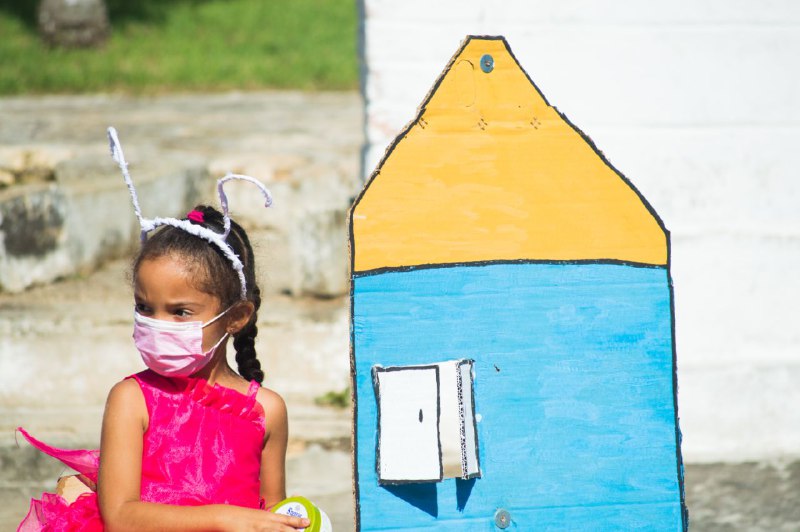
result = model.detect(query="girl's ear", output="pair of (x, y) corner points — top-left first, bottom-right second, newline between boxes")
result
(226, 301), (256, 334)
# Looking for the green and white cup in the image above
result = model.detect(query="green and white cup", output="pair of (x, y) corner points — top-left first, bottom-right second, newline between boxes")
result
(271, 496), (332, 532)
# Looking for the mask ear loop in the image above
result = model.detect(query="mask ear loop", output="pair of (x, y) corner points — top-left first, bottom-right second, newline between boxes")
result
(217, 173), (273, 239)
(108, 127), (273, 300)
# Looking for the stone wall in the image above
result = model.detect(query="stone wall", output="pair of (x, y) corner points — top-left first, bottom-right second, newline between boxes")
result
(0, 91), (363, 297)
(0, 147), (210, 293)
(360, 0), (800, 462)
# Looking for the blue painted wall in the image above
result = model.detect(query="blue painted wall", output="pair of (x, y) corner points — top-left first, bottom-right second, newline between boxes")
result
(352, 262), (683, 530)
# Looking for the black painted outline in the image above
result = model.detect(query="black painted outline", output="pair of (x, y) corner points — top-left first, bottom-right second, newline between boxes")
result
(349, 34), (687, 530)
(667, 246), (690, 530)
(372, 365), (444, 485)
(348, 234), (360, 530)
(354, 257), (666, 279)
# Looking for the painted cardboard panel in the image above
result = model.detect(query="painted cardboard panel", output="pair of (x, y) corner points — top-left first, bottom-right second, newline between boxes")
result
(349, 36), (686, 530)
(352, 38), (667, 273)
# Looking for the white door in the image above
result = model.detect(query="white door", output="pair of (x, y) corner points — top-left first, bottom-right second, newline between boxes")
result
(374, 365), (442, 483)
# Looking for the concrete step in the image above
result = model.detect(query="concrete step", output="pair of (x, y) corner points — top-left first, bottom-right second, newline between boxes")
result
(0, 444), (355, 531)
(3, 455), (799, 531)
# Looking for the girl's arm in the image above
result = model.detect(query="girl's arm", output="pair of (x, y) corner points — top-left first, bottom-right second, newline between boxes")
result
(98, 380), (307, 532)
(257, 388), (289, 509)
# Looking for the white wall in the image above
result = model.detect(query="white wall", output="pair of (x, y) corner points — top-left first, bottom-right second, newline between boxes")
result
(361, 0), (800, 462)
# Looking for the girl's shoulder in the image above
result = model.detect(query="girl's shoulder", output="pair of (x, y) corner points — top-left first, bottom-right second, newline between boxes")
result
(108, 375), (147, 403)
(255, 386), (287, 434)
(255, 386), (287, 417)
(104, 376), (149, 431)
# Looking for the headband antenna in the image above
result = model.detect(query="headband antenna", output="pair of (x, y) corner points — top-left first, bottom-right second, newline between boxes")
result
(107, 126), (272, 299)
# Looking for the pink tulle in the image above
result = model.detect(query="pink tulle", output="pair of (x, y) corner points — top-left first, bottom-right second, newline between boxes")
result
(18, 370), (266, 531)
(16, 429), (99, 483)
(19, 493), (102, 532)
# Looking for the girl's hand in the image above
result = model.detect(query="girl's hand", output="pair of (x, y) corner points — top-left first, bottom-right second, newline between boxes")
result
(253, 512), (310, 532)
(220, 506), (309, 532)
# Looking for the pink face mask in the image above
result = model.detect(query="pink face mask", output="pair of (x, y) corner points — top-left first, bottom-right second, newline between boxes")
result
(133, 308), (231, 377)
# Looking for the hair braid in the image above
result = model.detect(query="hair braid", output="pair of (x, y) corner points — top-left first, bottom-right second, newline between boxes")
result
(233, 283), (263, 383)
(226, 220), (264, 384)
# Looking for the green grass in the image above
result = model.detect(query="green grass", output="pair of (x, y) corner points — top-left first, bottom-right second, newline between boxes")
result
(314, 387), (350, 409)
(0, 0), (358, 94)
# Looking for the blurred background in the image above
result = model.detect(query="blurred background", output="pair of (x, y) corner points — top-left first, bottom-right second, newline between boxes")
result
(1, 1), (798, 530)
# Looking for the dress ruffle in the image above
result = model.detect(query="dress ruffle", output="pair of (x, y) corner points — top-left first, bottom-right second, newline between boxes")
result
(187, 377), (265, 429)
(16, 430), (101, 532)
(18, 492), (102, 532)
(16, 429), (99, 483)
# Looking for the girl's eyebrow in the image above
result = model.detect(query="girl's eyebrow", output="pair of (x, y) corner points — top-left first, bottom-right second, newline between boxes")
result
(164, 301), (202, 308)
(132, 294), (201, 308)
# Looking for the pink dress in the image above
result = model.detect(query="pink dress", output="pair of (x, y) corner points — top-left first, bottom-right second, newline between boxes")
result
(18, 370), (266, 531)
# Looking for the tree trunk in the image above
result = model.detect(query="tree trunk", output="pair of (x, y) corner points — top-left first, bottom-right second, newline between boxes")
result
(38, 0), (110, 48)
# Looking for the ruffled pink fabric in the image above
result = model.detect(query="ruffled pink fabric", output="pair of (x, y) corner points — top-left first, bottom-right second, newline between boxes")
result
(18, 493), (102, 532)
(18, 370), (266, 531)
(134, 370), (265, 508)
(16, 430), (101, 532)
(16, 429), (99, 483)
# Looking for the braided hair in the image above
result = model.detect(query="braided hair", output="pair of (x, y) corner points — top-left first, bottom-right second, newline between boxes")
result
(133, 205), (265, 383)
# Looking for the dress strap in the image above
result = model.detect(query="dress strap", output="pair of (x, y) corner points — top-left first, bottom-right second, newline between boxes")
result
(246, 380), (260, 406)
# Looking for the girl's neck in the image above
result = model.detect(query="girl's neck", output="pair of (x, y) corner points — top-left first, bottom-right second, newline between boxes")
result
(192, 346), (243, 388)
(204, 363), (239, 387)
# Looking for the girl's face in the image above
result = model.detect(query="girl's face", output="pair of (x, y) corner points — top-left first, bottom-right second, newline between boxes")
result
(134, 254), (229, 353)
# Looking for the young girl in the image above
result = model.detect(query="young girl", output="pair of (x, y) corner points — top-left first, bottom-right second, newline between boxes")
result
(18, 130), (310, 531)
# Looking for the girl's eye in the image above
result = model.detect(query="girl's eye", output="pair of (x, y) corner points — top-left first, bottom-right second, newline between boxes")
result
(174, 309), (192, 318)
(134, 303), (150, 314)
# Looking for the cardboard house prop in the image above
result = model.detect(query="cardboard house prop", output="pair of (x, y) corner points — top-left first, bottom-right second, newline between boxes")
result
(349, 36), (688, 531)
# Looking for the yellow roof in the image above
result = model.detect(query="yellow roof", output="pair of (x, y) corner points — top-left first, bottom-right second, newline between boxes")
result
(352, 36), (667, 273)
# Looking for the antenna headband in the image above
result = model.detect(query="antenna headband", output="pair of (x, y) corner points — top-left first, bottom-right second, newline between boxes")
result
(107, 126), (272, 300)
